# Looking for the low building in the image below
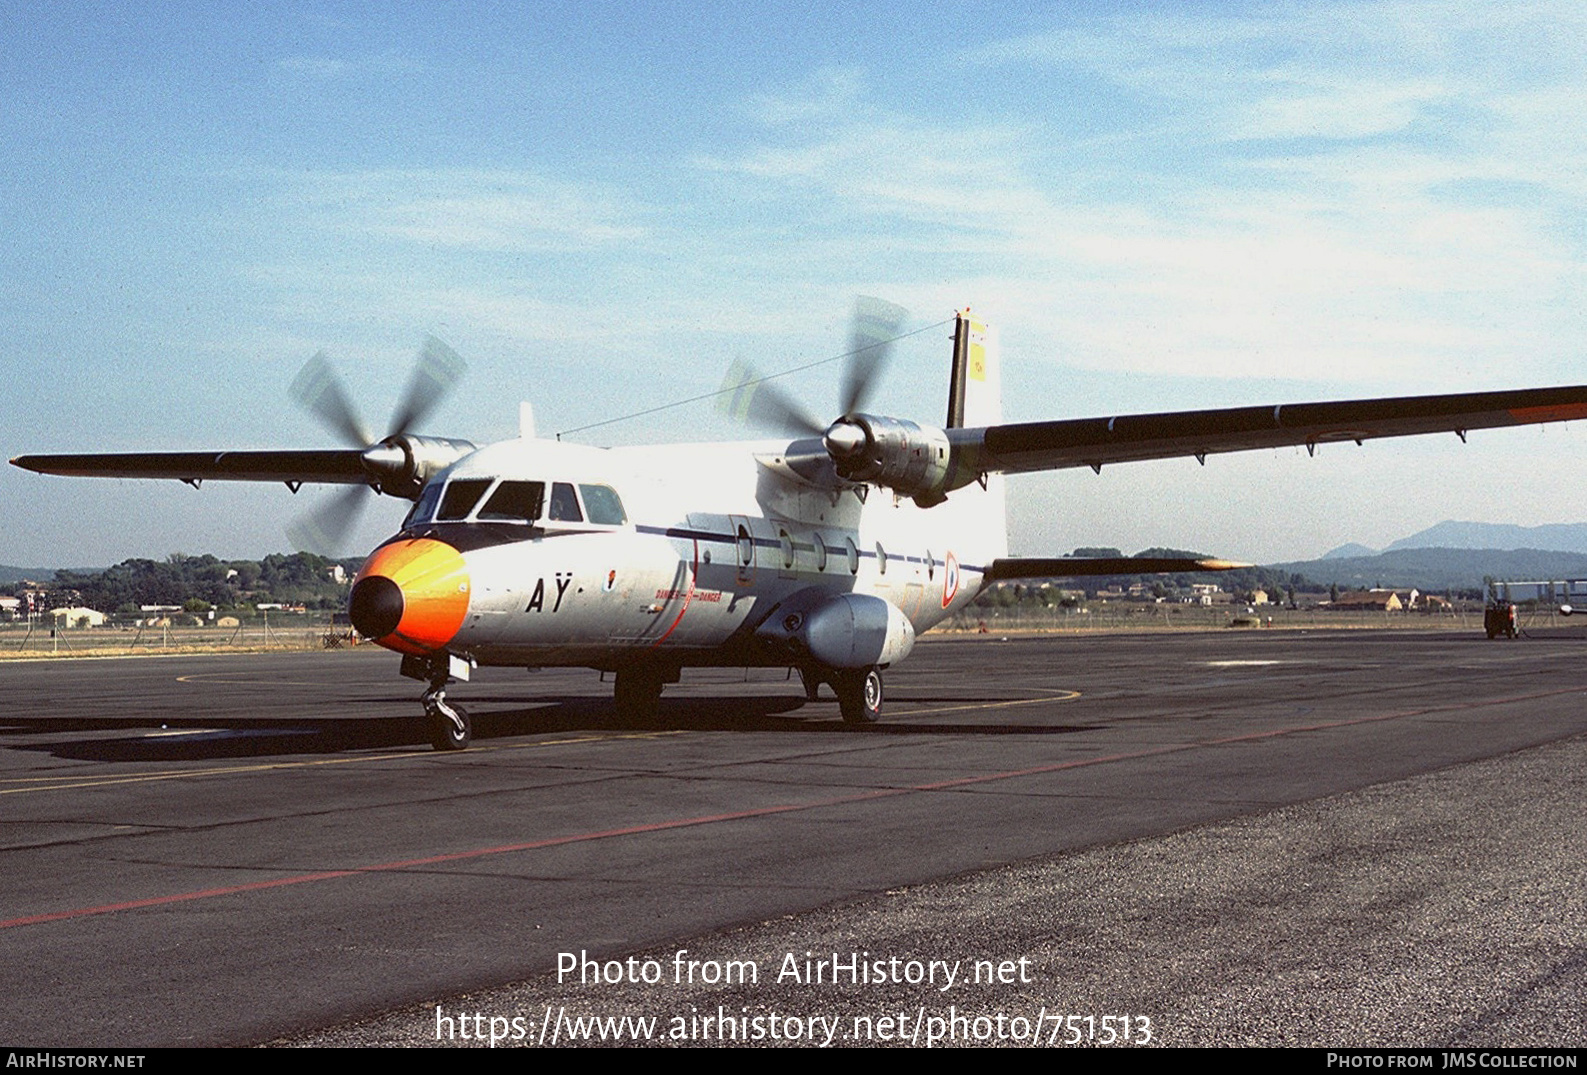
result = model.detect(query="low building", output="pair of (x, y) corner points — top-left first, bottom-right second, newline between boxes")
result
(50, 606), (106, 628)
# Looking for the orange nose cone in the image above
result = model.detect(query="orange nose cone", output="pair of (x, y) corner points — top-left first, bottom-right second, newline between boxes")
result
(350, 539), (470, 655)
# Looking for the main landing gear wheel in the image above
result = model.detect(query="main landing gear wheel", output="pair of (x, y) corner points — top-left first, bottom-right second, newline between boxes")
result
(836, 667), (883, 725)
(613, 668), (664, 725)
(424, 688), (472, 751)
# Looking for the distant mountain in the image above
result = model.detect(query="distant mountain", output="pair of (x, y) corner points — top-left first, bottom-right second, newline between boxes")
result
(1271, 547), (1587, 592)
(1321, 542), (1377, 560)
(0, 564), (103, 586)
(1385, 521), (1587, 555)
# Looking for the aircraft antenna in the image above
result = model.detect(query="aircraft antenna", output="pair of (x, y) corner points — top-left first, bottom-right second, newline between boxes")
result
(555, 315), (953, 439)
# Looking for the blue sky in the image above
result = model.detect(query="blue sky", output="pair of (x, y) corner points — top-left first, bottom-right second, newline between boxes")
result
(7, 1), (1587, 567)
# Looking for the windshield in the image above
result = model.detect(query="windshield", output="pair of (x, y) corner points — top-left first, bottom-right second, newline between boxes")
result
(404, 481), (444, 526)
(477, 480), (545, 523)
(437, 478), (492, 521)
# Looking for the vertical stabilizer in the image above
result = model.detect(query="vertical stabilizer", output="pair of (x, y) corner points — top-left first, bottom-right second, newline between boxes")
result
(943, 310), (1006, 572)
(946, 310), (1001, 428)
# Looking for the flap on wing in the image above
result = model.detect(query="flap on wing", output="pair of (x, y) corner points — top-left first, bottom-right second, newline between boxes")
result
(948, 385), (1587, 478)
(988, 557), (1250, 579)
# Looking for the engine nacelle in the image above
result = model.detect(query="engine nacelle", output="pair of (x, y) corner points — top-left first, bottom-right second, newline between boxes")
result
(823, 414), (952, 506)
(756, 590), (916, 669)
(360, 434), (478, 499)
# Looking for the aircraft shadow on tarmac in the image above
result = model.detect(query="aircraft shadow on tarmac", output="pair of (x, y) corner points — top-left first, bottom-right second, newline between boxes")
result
(4, 694), (1098, 763)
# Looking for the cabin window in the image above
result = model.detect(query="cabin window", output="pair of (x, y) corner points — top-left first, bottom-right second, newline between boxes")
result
(876, 542), (888, 575)
(579, 484), (627, 525)
(844, 537), (859, 575)
(477, 480), (545, 523)
(779, 529), (795, 569)
(438, 478), (491, 521)
(926, 550), (935, 581)
(813, 533), (828, 572)
(737, 525), (754, 567)
(548, 482), (583, 522)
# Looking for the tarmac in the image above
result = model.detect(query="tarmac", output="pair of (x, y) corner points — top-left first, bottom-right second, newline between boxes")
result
(2, 629), (1583, 1047)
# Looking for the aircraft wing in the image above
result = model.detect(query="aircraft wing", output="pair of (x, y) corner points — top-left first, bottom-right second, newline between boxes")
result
(987, 556), (1250, 579)
(947, 385), (1587, 477)
(9, 449), (373, 487)
(11, 435), (478, 499)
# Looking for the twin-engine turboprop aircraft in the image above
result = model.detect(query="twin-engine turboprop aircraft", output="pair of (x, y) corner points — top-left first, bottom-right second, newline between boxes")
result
(15, 306), (1587, 749)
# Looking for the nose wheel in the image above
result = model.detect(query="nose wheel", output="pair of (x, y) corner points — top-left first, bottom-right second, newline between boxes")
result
(404, 653), (476, 750)
(424, 685), (472, 750)
(835, 667), (883, 725)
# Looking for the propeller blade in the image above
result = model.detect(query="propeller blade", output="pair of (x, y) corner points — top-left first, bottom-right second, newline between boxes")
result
(286, 484), (370, 556)
(718, 359), (825, 437)
(840, 296), (907, 417)
(289, 352), (372, 448)
(387, 335), (467, 438)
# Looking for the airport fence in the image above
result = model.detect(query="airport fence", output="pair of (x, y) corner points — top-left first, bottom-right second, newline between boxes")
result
(3, 604), (1577, 660)
(0, 615), (359, 658)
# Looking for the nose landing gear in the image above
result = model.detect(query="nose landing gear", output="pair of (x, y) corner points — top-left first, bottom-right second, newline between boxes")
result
(424, 684), (472, 751)
(403, 652), (475, 750)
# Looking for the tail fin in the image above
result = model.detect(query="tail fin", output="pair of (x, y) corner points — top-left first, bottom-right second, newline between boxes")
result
(946, 310), (1001, 428)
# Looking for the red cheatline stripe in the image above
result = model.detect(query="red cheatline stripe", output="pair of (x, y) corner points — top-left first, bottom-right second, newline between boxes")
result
(5, 683), (1581, 930)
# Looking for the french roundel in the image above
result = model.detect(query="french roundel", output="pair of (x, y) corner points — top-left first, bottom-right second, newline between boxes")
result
(941, 551), (960, 608)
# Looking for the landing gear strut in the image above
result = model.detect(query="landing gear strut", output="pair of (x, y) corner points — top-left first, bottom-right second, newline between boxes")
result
(613, 666), (669, 724)
(799, 667), (823, 702)
(834, 667), (883, 725)
(424, 677), (472, 751)
(404, 652), (473, 751)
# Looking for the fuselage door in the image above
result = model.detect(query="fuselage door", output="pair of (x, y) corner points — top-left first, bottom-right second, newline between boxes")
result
(730, 514), (756, 586)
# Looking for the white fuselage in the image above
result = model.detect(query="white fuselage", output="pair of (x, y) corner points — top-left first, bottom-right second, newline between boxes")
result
(372, 435), (1007, 672)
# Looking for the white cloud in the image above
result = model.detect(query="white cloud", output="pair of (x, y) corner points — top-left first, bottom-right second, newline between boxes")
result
(688, 8), (1587, 389)
(274, 51), (425, 79)
(282, 169), (651, 251)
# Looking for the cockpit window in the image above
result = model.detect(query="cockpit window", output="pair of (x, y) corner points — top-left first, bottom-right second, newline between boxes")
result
(548, 482), (583, 522)
(579, 484), (627, 526)
(437, 478), (491, 521)
(478, 480), (545, 523)
(405, 481), (444, 526)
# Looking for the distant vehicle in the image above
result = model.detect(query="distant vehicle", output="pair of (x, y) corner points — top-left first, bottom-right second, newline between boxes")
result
(1484, 601), (1518, 640)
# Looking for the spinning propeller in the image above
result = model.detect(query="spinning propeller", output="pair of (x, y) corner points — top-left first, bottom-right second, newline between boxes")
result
(285, 337), (467, 554)
(721, 296), (909, 467)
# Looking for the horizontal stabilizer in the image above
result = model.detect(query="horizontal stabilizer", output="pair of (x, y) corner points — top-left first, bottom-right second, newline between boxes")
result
(987, 557), (1251, 579)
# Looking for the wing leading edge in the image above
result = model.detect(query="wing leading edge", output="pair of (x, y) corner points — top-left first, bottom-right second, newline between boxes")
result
(947, 385), (1587, 479)
(9, 449), (372, 486)
(11, 434), (478, 499)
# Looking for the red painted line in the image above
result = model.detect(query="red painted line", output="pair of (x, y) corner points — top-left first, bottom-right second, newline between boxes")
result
(6, 683), (1581, 931)
(650, 539), (697, 649)
(0, 792), (908, 931)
